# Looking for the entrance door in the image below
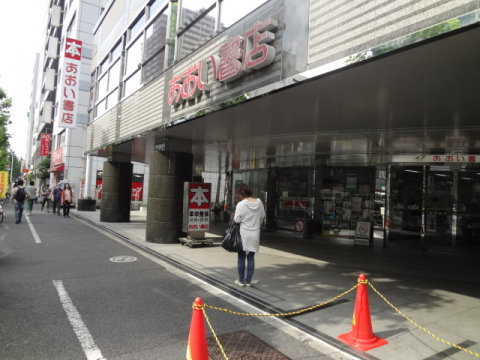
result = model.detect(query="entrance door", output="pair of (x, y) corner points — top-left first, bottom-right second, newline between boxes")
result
(456, 170), (480, 253)
(425, 168), (454, 248)
(388, 165), (480, 253)
(388, 166), (423, 249)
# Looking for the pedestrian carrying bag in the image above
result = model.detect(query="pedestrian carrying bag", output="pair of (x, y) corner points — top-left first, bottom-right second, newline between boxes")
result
(222, 221), (243, 252)
(14, 188), (26, 202)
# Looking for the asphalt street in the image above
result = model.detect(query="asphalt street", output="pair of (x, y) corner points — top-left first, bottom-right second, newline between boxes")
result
(0, 204), (349, 360)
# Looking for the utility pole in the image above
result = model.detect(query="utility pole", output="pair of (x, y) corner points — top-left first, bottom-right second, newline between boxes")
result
(10, 151), (14, 183)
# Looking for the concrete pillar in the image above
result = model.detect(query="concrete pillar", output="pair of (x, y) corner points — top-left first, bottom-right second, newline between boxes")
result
(100, 161), (133, 222)
(146, 151), (192, 243)
(84, 154), (94, 199)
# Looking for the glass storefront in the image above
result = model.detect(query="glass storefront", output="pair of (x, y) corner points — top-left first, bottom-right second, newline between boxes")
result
(223, 163), (478, 253)
(275, 168), (314, 231)
(319, 166), (378, 238)
(388, 165), (480, 253)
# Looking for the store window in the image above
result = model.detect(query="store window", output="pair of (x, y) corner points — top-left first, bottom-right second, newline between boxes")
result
(320, 167), (376, 239)
(275, 168), (314, 231)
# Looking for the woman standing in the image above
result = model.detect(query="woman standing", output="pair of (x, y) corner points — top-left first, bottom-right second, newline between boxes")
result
(233, 184), (265, 287)
(25, 181), (38, 215)
(61, 183), (73, 218)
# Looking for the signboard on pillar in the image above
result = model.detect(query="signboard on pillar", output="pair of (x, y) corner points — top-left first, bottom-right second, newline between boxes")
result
(58, 38), (82, 129)
(183, 183), (211, 232)
(40, 134), (50, 156)
(52, 148), (63, 166)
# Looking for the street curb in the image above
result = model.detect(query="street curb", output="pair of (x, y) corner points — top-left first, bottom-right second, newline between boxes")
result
(74, 212), (380, 360)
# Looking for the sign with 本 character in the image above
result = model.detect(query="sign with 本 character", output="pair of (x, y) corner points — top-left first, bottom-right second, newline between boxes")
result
(185, 183), (211, 232)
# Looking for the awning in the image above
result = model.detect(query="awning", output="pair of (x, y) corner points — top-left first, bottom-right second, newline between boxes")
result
(48, 164), (64, 172)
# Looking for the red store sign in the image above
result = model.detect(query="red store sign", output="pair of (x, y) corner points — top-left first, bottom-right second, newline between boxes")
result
(52, 148), (63, 166)
(168, 18), (278, 106)
(40, 133), (50, 156)
(187, 183), (211, 231)
(59, 38), (82, 128)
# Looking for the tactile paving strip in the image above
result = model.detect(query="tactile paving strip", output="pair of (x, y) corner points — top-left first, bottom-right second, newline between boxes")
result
(207, 330), (292, 360)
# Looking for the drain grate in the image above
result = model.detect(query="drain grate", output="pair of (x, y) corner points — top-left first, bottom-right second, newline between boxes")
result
(207, 330), (292, 360)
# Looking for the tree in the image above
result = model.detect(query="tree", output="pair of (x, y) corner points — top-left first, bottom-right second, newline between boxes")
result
(36, 157), (51, 186)
(0, 87), (12, 170)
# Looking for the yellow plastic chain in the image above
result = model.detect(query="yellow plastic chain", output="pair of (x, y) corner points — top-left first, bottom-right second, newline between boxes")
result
(367, 282), (480, 358)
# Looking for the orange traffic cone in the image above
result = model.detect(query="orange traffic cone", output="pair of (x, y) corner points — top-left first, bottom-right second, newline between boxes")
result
(338, 274), (388, 351)
(186, 297), (209, 360)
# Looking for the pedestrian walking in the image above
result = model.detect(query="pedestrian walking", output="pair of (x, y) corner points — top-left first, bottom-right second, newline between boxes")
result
(25, 181), (38, 215)
(52, 185), (62, 216)
(62, 183), (73, 218)
(12, 180), (31, 224)
(233, 184), (265, 287)
(40, 185), (52, 212)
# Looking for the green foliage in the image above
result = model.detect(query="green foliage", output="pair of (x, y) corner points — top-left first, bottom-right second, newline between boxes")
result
(0, 88), (12, 170)
(36, 157), (51, 186)
(211, 201), (224, 214)
(345, 19), (461, 65)
(141, 203), (147, 208)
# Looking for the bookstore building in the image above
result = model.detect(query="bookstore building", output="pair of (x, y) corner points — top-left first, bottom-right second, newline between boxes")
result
(84, 0), (480, 253)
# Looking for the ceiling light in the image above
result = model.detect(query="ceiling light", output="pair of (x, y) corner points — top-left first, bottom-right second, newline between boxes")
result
(404, 170), (420, 173)
(435, 174), (447, 177)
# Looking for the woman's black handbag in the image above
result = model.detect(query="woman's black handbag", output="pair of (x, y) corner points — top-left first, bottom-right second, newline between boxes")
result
(222, 221), (243, 252)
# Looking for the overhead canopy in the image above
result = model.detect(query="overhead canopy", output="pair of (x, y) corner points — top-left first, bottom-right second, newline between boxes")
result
(48, 164), (64, 172)
(166, 25), (480, 157)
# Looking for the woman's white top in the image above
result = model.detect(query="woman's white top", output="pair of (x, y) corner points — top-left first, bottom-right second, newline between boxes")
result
(234, 199), (266, 253)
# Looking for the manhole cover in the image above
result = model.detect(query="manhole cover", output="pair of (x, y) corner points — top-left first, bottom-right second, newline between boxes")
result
(109, 256), (137, 263)
(207, 330), (291, 360)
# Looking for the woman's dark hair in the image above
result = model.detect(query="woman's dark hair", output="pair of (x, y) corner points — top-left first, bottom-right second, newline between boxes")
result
(238, 184), (253, 198)
(30, 181), (35, 185)
(17, 180), (23, 186)
(64, 183), (71, 190)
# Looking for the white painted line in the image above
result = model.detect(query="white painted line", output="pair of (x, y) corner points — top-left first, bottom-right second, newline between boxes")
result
(25, 215), (42, 243)
(52, 280), (106, 360)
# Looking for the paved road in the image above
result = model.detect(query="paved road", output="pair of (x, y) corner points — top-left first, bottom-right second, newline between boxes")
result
(0, 205), (349, 360)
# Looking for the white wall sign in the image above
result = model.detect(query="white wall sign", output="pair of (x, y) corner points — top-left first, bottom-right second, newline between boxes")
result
(392, 154), (480, 163)
(58, 38), (83, 129)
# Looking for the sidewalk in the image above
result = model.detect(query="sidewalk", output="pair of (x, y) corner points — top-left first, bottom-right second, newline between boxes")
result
(73, 209), (480, 360)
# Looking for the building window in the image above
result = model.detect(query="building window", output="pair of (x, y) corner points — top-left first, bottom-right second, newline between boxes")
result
(143, 12), (168, 83)
(129, 13), (145, 41)
(67, 14), (76, 36)
(177, 3), (216, 59)
(149, 0), (164, 18)
(124, 71), (141, 98)
(111, 41), (122, 61)
(124, 37), (143, 77)
(219, 0), (269, 29)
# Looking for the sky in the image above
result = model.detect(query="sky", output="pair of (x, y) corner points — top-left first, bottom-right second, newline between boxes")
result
(0, 0), (47, 159)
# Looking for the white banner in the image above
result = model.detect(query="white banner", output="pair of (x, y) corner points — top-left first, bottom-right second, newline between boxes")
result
(392, 154), (480, 163)
(58, 38), (82, 129)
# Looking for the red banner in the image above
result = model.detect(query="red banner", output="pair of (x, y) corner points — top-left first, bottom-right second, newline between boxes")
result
(52, 148), (63, 166)
(41, 134), (50, 156)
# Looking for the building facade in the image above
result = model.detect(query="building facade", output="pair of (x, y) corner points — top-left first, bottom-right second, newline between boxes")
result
(85, 0), (480, 253)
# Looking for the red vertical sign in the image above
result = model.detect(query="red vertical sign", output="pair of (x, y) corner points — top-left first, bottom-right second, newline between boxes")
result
(187, 183), (211, 231)
(40, 134), (50, 156)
